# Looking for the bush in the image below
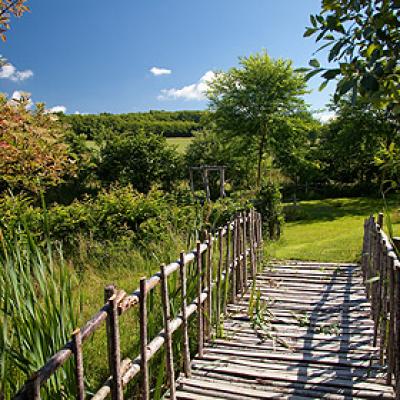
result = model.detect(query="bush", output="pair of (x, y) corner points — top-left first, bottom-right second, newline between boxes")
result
(98, 131), (183, 193)
(254, 182), (283, 239)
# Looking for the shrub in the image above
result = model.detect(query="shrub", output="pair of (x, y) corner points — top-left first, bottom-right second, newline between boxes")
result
(98, 131), (183, 193)
(0, 95), (77, 193)
(254, 182), (283, 239)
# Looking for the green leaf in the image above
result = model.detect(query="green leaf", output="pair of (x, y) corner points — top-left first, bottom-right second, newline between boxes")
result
(322, 69), (341, 80)
(309, 59), (321, 68)
(305, 68), (323, 81)
(360, 75), (379, 92)
(319, 80), (329, 91)
(304, 27), (317, 37)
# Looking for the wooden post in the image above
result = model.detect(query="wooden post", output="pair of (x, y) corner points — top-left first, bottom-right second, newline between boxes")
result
(72, 328), (85, 400)
(231, 219), (237, 304)
(27, 374), (41, 400)
(242, 211), (248, 289)
(378, 212), (384, 229)
(109, 294), (123, 400)
(216, 228), (223, 336)
(395, 267), (400, 396)
(139, 278), (149, 400)
(160, 264), (176, 400)
(196, 241), (204, 357)
(189, 168), (194, 194)
(219, 167), (225, 198)
(179, 252), (191, 377)
(206, 232), (213, 340)
(379, 244), (387, 364)
(224, 224), (231, 315)
(105, 286), (123, 400)
(237, 214), (243, 295)
(387, 255), (395, 385)
(249, 209), (255, 280)
(203, 168), (210, 202)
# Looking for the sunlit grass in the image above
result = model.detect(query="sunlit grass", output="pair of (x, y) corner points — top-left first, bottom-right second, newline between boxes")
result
(267, 196), (400, 263)
(166, 137), (193, 154)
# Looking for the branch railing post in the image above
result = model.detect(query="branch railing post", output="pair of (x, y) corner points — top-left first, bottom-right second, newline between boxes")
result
(206, 232), (213, 340)
(160, 264), (176, 400)
(72, 328), (85, 400)
(179, 251), (191, 377)
(362, 212), (400, 397)
(196, 241), (204, 358)
(139, 278), (149, 400)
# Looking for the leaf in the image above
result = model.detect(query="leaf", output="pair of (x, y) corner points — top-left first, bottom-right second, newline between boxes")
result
(304, 27), (317, 37)
(294, 67), (310, 73)
(309, 59), (321, 68)
(319, 80), (329, 91)
(360, 75), (379, 92)
(305, 68), (323, 81)
(322, 68), (341, 80)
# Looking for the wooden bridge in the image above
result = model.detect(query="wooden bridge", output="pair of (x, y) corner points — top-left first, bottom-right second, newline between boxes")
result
(15, 211), (399, 399)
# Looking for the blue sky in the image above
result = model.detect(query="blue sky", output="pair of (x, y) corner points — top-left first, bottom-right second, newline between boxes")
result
(0, 0), (335, 118)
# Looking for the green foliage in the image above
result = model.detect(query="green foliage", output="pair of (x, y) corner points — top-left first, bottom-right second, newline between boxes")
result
(207, 51), (308, 186)
(0, 229), (78, 399)
(318, 99), (399, 185)
(254, 182), (283, 239)
(62, 110), (206, 141)
(304, 0), (400, 113)
(98, 131), (183, 193)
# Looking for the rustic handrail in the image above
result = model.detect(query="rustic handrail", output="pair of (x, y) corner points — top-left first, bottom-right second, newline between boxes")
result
(362, 213), (400, 396)
(14, 209), (264, 400)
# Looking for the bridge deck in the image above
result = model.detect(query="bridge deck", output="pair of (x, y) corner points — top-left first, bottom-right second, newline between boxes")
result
(172, 261), (395, 399)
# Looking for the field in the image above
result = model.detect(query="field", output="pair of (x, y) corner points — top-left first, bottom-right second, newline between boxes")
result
(166, 137), (193, 153)
(267, 196), (400, 263)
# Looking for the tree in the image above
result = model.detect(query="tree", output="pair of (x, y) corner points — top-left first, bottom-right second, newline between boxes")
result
(318, 98), (399, 185)
(0, 94), (77, 193)
(207, 51), (307, 187)
(0, 0), (29, 41)
(98, 131), (182, 193)
(304, 0), (400, 113)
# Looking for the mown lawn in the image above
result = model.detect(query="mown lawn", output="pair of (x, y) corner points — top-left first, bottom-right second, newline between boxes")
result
(166, 137), (193, 153)
(267, 196), (400, 263)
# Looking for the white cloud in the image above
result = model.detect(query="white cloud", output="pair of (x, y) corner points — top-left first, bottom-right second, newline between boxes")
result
(48, 105), (67, 114)
(150, 66), (172, 76)
(0, 63), (33, 81)
(316, 111), (336, 123)
(158, 70), (215, 101)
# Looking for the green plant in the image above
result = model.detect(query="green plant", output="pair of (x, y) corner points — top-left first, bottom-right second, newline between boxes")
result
(0, 227), (79, 399)
(254, 182), (284, 239)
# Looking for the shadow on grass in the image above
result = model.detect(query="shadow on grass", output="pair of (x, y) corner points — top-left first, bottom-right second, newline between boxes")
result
(283, 195), (400, 226)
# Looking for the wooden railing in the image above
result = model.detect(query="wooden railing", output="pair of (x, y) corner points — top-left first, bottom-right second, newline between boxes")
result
(15, 209), (264, 400)
(362, 214), (400, 396)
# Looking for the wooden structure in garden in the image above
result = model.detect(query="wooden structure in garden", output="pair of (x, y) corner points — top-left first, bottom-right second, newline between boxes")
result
(14, 211), (399, 399)
(189, 165), (226, 201)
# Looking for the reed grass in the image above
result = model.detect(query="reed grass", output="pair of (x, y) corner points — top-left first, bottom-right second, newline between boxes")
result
(0, 227), (79, 399)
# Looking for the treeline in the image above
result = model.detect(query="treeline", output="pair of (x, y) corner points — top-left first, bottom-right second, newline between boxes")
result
(62, 110), (207, 139)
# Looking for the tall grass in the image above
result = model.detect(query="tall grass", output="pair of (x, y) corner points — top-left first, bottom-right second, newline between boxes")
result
(0, 227), (79, 399)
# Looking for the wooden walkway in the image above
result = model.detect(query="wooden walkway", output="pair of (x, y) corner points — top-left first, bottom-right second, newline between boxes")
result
(173, 261), (395, 399)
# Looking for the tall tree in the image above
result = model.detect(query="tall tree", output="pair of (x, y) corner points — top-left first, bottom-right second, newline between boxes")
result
(303, 0), (400, 114)
(207, 51), (307, 187)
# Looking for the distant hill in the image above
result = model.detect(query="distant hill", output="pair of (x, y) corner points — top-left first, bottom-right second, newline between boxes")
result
(62, 110), (207, 139)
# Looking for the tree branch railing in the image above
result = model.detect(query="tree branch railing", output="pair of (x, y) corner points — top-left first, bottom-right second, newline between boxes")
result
(362, 214), (400, 396)
(14, 209), (264, 400)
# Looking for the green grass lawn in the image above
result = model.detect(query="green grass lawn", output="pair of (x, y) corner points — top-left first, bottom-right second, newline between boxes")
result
(166, 137), (193, 153)
(267, 196), (400, 263)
